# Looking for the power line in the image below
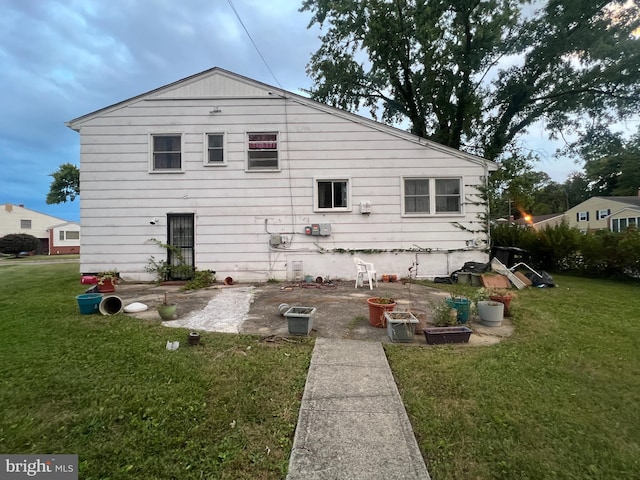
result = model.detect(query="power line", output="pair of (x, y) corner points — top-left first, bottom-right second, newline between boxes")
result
(227, 0), (283, 89)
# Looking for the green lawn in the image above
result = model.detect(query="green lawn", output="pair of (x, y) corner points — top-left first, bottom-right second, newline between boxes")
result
(0, 263), (313, 479)
(2, 263), (639, 479)
(387, 276), (640, 479)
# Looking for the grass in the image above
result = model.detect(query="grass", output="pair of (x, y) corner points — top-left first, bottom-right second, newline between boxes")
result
(0, 262), (313, 479)
(3, 263), (640, 479)
(386, 275), (640, 479)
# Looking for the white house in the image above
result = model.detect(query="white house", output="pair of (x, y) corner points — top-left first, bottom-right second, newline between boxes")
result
(66, 68), (497, 282)
(0, 203), (76, 254)
(48, 222), (81, 255)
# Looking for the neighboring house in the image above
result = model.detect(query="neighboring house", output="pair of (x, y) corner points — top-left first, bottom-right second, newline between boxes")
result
(565, 195), (640, 233)
(48, 222), (81, 255)
(513, 213), (566, 231)
(0, 203), (75, 254)
(66, 67), (497, 282)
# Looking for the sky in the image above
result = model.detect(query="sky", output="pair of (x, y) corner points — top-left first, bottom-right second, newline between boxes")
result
(0, 0), (596, 223)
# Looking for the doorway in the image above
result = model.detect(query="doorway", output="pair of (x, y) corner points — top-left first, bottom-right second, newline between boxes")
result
(166, 213), (195, 280)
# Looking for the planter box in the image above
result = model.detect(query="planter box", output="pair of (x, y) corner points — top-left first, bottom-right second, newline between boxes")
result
(284, 306), (316, 335)
(423, 326), (472, 345)
(384, 311), (419, 343)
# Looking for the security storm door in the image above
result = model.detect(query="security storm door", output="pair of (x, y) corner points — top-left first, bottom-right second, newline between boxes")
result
(167, 213), (195, 280)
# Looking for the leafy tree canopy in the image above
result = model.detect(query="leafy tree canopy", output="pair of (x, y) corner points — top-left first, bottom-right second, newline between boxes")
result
(566, 126), (640, 196)
(46, 163), (79, 204)
(301, 0), (640, 161)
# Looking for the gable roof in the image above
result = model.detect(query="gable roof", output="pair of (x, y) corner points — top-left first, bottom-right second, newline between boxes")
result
(48, 221), (80, 229)
(594, 196), (640, 208)
(1, 203), (68, 223)
(66, 67), (497, 170)
(513, 213), (565, 226)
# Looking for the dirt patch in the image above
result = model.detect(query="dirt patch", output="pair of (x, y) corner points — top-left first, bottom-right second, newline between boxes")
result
(110, 280), (514, 345)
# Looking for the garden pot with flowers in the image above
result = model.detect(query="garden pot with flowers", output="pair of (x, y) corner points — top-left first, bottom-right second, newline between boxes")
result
(97, 270), (119, 293)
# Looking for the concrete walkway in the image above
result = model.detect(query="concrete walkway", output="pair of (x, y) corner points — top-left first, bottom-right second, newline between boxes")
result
(287, 338), (431, 480)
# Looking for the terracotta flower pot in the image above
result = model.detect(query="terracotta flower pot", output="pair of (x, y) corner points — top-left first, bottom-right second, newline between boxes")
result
(489, 295), (512, 316)
(366, 297), (396, 328)
(97, 277), (116, 293)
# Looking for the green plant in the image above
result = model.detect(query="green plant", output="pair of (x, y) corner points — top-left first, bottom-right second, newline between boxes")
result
(97, 269), (119, 285)
(181, 269), (216, 291)
(430, 299), (458, 327)
(373, 296), (396, 305)
(159, 292), (173, 306)
(146, 238), (195, 282)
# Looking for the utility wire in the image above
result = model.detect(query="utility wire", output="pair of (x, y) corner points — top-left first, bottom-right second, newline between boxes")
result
(227, 0), (283, 89)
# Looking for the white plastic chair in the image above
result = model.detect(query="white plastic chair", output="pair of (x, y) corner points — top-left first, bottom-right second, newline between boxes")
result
(354, 257), (378, 290)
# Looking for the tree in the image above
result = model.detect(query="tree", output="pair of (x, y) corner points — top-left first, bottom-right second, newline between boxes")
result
(46, 163), (79, 204)
(0, 233), (41, 257)
(301, 0), (640, 161)
(568, 126), (640, 196)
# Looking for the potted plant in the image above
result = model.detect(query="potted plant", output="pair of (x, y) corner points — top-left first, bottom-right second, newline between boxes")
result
(488, 288), (514, 316)
(157, 292), (177, 320)
(445, 292), (471, 324)
(97, 269), (119, 293)
(366, 296), (396, 328)
(423, 298), (472, 344)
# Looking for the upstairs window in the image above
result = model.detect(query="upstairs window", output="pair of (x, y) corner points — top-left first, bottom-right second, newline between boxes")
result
(316, 179), (350, 211)
(152, 134), (181, 170)
(577, 212), (589, 222)
(596, 209), (610, 220)
(403, 177), (462, 215)
(247, 132), (278, 170)
(205, 133), (225, 165)
(20, 219), (32, 229)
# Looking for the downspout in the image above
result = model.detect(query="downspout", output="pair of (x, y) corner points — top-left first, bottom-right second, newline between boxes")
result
(484, 161), (491, 246)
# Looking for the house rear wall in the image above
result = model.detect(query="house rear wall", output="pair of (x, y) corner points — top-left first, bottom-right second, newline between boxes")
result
(76, 93), (490, 281)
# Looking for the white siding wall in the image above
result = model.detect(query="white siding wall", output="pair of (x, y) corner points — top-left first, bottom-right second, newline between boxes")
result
(51, 223), (81, 247)
(76, 90), (490, 281)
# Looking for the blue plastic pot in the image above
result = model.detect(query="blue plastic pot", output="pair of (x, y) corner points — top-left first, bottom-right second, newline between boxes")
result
(76, 293), (104, 314)
(445, 297), (471, 324)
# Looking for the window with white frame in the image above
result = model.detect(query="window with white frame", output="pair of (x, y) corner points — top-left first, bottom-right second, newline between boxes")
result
(577, 211), (589, 221)
(151, 134), (182, 170)
(403, 177), (461, 215)
(315, 179), (350, 211)
(611, 216), (640, 232)
(597, 209), (610, 220)
(435, 178), (461, 213)
(205, 133), (225, 165)
(59, 230), (79, 240)
(247, 132), (278, 170)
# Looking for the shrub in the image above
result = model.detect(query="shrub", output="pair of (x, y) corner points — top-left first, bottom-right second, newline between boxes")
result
(490, 224), (640, 278)
(0, 233), (41, 257)
(181, 269), (216, 290)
